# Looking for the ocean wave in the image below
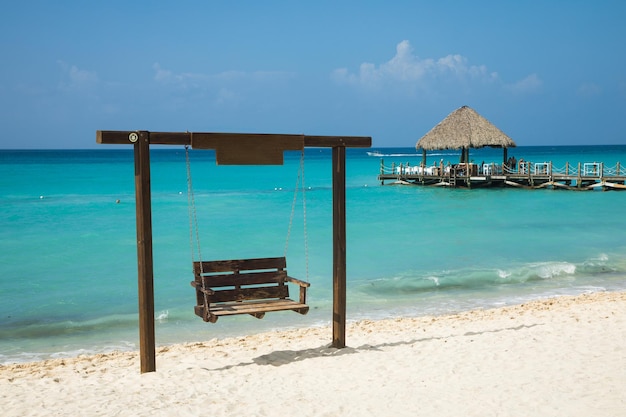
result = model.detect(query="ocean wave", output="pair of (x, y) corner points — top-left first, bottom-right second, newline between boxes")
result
(355, 256), (621, 296)
(0, 341), (138, 365)
(367, 151), (420, 158)
(0, 313), (139, 340)
(156, 310), (169, 322)
(517, 261), (577, 280)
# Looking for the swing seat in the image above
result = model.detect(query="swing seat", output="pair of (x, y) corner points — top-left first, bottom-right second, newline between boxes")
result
(191, 256), (310, 323)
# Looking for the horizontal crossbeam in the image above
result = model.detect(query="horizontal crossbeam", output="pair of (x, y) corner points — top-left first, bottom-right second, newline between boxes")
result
(96, 131), (372, 148)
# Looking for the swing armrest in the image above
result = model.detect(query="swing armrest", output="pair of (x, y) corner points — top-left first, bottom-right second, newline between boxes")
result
(286, 275), (309, 306)
(285, 276), (310, 287)
(190, 281), (215, 295)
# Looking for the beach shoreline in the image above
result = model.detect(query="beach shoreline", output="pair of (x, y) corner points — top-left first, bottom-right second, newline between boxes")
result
(2, 291), (625, 416)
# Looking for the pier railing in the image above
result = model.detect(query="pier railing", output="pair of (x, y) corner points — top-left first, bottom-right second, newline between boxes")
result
(380, 160), (626, 178)
(378, 159), (626, 190)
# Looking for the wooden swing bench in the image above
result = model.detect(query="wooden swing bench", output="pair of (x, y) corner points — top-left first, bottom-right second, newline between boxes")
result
(191, 256), (310, 323)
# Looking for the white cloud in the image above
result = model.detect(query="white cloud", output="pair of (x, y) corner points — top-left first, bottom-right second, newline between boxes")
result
(332, 40), (499, 90)
(68, 65), (98, 84)
(577, 82), (602, 97)
(214, 87), (240, 106)
(151, 64), (295, 108)
(506, 73), (542, 94)
(152, 63), (209, 89)
(153, 63), (173, 82)
(153, 63), (293, 87)
(57, 61), (98, 91)
(619, 81), (626, 98)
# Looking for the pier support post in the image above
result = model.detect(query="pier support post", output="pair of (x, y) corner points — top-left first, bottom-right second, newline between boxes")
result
(549, 161), (553, 183)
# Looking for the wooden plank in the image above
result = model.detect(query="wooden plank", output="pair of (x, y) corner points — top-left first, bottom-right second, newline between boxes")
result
(96, 130), (371, 149)
(210, 299), (309, 315)
(212, 298), (301, 308)
(304, 135), (371, 148)
(195, 271), (288, 288)
(194, 300), (309, 320)
(207, 285), (289, 303)
(190, 280), (214, 292)
(192, 280), (211, 306)
(97, 130), (129, 144)
(285, 275), (311, 287)
(192, 133), (304, 165)
(213, 305), (309, 317)
(134, 133), (156, 373)
(148, 132), (192, 146)
(194, 257), (286, 274)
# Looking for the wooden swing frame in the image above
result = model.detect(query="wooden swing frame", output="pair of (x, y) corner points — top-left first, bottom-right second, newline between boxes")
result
(97, 130), (371, 373)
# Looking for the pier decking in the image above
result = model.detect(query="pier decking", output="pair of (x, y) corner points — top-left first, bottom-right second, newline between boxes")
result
(378, 160), (626, 190)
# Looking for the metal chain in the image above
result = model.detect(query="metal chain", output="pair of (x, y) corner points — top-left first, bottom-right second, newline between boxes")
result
(185, 145), (209, 314)
(185, 145), (202, 265)
(284, 148), (309, 280)
(301, 149), (309, 281)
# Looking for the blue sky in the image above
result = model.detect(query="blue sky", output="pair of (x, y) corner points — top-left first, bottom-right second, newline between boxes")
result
(1, 1), (625, 149)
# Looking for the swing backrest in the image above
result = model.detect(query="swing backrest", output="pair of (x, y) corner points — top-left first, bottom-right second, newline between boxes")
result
(193, 257), (290, 303)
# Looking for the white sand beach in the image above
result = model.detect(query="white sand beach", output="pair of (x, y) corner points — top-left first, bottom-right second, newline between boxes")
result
(2, 291), (625, 417)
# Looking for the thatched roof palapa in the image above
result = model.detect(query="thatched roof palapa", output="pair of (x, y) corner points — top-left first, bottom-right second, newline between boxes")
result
(415, 105), (516, 165)
(416, 105), (516, 151)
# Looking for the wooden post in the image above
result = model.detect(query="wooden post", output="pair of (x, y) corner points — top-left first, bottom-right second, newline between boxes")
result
(134, 132), (156, 373)
(332, 146), (346, 349)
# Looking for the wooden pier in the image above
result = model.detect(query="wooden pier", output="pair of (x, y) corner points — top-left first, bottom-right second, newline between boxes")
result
(378, 160), (626, 190)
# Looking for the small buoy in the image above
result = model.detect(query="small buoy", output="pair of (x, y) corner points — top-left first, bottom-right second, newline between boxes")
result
(115, 199), (121, 204)
(39, 195), (44, 199)
(179, 191), (183, 195)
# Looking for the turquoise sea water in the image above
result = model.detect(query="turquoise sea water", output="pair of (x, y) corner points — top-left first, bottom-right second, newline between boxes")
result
(1, 145), (626, 363)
